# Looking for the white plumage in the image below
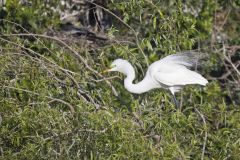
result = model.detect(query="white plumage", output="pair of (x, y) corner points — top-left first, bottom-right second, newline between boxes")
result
(107, 52), (208, 106)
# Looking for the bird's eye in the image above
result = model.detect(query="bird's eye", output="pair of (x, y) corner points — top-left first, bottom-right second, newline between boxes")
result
(110, 64), (117, 68)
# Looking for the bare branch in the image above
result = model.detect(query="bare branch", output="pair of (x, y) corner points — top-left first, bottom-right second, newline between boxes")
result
(195, 108), (208, 160)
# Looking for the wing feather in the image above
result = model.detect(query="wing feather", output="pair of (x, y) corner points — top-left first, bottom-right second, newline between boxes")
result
(159, 51), (205, 68)
(154, 67), (208, 86)
(148, 52), (208, 88)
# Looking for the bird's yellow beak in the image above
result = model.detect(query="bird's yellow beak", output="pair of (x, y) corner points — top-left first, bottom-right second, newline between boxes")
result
(102, 65), (114, 74)
(102, 64), (116, 74)
(102, 68), (111, 73)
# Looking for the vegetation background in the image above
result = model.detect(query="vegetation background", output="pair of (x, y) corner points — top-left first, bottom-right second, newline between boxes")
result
(0, 0), (239, 159)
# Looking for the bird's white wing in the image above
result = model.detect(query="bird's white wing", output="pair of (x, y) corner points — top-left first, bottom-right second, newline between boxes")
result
(153, 66), (208, 86)
(147, 52), (208, 88)
(158, 52), (204, 68)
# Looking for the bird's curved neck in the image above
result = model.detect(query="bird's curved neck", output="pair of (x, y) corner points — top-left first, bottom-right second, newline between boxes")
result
(123, 66), (154, 94)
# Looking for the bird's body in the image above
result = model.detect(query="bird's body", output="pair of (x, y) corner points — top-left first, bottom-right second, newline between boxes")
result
(107, 52), (208, 106)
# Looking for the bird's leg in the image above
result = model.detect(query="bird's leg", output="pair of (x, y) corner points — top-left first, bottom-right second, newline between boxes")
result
(169, 87), (179, 108)
(172, 94), (179, 108)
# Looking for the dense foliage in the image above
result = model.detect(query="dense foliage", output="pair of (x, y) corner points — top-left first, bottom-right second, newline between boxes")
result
(0, 0), (239, 159)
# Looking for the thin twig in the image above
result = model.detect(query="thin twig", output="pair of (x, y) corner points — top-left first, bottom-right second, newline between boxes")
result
(195, 108), (208, 160)
(93, 75), (121, 82)
(223, 45), (240, 77)
(48, 99), (75, 113)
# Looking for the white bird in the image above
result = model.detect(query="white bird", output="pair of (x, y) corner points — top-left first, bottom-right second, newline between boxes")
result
(105, 52), (208, 107)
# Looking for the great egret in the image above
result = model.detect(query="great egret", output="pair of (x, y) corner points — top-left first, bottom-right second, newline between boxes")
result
(105, 52), (208, 107)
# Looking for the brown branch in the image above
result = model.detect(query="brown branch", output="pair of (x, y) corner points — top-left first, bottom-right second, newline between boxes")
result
(48, 99), (75, 113)
(223, 45), (240, 77)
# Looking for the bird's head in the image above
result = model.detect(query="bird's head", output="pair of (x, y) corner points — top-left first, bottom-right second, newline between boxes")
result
(103, 59), (132, 75)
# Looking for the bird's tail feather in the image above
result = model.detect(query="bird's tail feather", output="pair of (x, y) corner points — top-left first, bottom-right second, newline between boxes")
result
(190, 71), (208, 86)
